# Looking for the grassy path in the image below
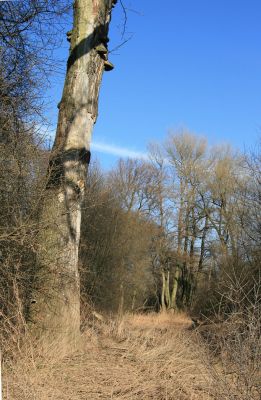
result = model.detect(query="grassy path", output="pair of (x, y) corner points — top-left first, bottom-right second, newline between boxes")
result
(4, 313), (212, 399)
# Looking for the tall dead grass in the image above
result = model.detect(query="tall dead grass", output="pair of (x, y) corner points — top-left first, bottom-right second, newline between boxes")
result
(98, 312), (212, 399)
(2, 312), (212, 400)
(196, 275), (261, 400)
(2, 310), (260, 399)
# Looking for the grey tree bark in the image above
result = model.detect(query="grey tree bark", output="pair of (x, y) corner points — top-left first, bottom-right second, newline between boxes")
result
(170, 179), (184, 309)
(31, 0), (116, 343)
(161, 270), (166, 312)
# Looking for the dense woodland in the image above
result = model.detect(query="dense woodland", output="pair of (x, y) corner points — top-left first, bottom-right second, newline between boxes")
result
(0, 1), (260, 399)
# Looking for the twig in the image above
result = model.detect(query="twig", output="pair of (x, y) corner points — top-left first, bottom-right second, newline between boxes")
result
(119, 0), (127, 39)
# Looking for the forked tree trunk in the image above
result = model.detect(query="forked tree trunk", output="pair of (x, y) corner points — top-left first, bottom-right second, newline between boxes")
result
(31, 0), (116, 343)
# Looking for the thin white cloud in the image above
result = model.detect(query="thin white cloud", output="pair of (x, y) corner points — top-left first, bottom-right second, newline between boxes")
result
(92, 141), (149, 160)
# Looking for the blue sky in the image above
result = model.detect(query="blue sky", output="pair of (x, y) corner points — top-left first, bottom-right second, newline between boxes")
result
(46, 0), (261, 169)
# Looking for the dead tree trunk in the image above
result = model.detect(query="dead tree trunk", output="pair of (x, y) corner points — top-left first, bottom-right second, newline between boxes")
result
(31, 0), (116, 343)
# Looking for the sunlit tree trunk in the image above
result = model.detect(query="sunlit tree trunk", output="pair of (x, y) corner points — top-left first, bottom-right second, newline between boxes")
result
(170, 180), (184, 309)
(31, 0), (115, 342)
(187, 201), (196, 307)
(181, 194), (190, 305)
(161, 269), (166, 311)
(189, 208), (196, 263)
(170, 268), (179, 310)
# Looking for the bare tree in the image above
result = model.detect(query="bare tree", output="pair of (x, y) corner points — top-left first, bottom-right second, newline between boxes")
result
(0, 0), (74, 341)
(166, 131), (208, 309)
(30, 0), (117, 342)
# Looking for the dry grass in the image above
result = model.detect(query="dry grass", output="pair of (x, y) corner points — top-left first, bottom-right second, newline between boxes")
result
(2, 311), (260, 399)
(196, 314), (261, 400)
(3, 312), (212, 400)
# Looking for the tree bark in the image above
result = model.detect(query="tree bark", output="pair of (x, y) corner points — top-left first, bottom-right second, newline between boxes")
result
(30, 0), (115, 343)
(181, 195), (190, 304)
(131, 289), (136, 312)
(165, 269), (170, 309)
(186, 201), (196, 307)
(161, 269), (166, 312)
(118, 282), (124, 318)
(170, 178), (184, 309)
(170, 267), (180, 309)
